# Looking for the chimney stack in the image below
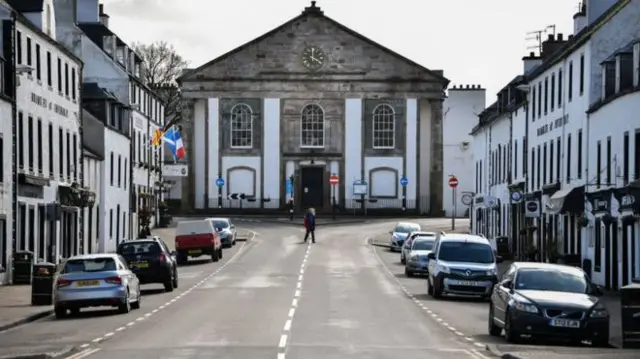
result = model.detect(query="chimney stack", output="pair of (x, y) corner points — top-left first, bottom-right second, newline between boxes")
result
(99, 4), (109, 28)
(573, 3), (587, 34)
(541, 33), (567, 59)
(522, 52), (542, 74)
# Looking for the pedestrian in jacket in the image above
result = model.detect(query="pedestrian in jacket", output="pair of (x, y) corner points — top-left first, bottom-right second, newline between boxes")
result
(303, 208), (316, 243)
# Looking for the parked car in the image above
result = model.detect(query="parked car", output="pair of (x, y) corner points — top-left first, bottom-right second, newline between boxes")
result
(174, 220), (223, 265)
(426, 234), (502, 299)
(117, 237), (178, 292)
(401, 231), (437, 264)
(405, 237), (436, 277)
(53, 254), (141, 318)
(488, 262), (608, 346)
(207, 217), (237, 248)
(389, 222), (421, 252)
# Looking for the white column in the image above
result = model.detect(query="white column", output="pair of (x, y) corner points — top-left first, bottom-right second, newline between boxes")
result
(263, 99), (280, 200)
(344, 98), (362, 208)
(194, 100), (206, 208)
(406, 98), (417, 203)
(207, 98), (219, 208)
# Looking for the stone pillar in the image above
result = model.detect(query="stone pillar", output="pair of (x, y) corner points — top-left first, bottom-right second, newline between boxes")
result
(429, 98), (444, 216)
(181, 99), (196, 212)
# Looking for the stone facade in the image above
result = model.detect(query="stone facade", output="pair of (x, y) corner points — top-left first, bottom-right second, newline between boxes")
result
(178, 2), (448, 213)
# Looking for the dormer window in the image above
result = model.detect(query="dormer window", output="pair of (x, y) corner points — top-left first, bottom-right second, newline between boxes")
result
(634, 42), (640, 87)
(616, 51), (634, 92)
(128, 51), (135, 71)
(116, 46), (125, 64)
(134, 63), (141, 78)
(103, 36), (114, 55)
(602, 60), (616, 99)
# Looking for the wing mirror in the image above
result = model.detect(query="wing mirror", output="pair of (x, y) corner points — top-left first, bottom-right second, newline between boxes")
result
(230, 225), (235, 229)
(215, 227), (222, 232)
(496, 255), (504, 263)
(502, 280), (514, 292)
(426, 252), (436, 260)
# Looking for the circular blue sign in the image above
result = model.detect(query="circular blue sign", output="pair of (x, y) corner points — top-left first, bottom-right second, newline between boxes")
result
(511, 191), (522, 202)
(400, 176), (408, 186)
(216, 178), (225, 187)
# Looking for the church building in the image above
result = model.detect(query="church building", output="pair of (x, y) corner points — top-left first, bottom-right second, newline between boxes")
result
(178, 1), (448, 213)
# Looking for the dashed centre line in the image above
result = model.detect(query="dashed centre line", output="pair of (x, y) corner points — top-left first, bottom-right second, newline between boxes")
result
(277, 241), (312, 358)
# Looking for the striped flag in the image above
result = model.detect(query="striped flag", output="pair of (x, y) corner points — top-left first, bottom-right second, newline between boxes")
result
(163, 126), (186, 160)
(151, 129), (163, 147)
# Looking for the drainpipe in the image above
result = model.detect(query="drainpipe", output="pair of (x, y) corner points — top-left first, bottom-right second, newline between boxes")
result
(77, 65), (85, 254)
(9, 10), (18, 277)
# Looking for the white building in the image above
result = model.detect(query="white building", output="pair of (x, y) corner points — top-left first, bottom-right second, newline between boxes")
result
(442, 85), (485, 217)
(3, 1), (86, 267)
(0, 44), (13, 284)
(54, 0), (164, 247)
(81, 108), (102, 253)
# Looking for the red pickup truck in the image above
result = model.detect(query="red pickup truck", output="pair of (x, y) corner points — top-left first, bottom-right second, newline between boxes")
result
(174, 220), (222, 265)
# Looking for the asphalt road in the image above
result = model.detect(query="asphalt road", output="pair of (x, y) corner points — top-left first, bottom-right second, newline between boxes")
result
(43, 219), (491, 359)
(0, 227), (255, 358)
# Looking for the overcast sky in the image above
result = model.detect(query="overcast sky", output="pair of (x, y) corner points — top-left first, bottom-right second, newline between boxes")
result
(106, 0), (579, 103)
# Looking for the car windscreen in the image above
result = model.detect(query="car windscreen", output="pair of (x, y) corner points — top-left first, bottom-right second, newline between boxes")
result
(515, 269), (589, 293)
(211, 220), (229, 228)
(394, 225), (420, 233)
(62, 258), (117, 273)
(118, 242), (161, 256)
(437, 241), (494, 263)
(412, 239), (434, 250)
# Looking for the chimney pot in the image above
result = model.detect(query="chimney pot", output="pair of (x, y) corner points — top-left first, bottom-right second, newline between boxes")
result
(557, 33), (563, 41)
(99, 4), (104, 14)
(547, 34), (554, 41)
(477, 84), (481, 89)
(529, 52), (535, 57)
(466, 84), (470, 89)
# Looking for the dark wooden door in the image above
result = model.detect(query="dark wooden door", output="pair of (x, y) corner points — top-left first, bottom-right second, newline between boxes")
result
(300, 167), (324, 208)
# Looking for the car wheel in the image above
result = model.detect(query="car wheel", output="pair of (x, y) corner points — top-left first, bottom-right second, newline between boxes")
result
(592, 331), (609, 347)
(488, 304), (502, 336)
(219, 247), (223, 259)
(54, 306), (66, 319)
(68, 307), (80, 316)
(405, 268), (413, 277)
(164, 275), (174, 292)
(172, 270), (179, 288)
(504, 312), (520, 343)
(232, 234), (237, 245)
(131, 287), (141, 310)
(400, 254), (406, 264)
(427, 277), (434, 296)
(432, 278), (443, 299)
(118, 292), (131, 314)
(177, 254), (188, 265)
(212, 247), (220, 262)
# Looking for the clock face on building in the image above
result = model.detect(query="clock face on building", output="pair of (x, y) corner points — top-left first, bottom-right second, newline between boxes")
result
(301, 46), (325, 70)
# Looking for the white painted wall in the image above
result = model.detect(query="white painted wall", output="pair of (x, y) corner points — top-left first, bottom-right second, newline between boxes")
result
(82, 154), (101, 254)
(207, 98), (219, 208)
(443, 86), (486, 216)
(221, 156), (262, 208)
(99, 129), (130, 252)
(364, 156), (403, 208)
(405, 98), (417, 203)
(418, 99), (433, 213)
(0, 100), (13, 284)
(132, 110), (149, 188)
(193, 100), (206, 208)
(263, 98), (280, 201)
(344, 98), (362, 208)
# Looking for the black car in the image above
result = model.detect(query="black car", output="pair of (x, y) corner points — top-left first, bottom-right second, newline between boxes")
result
(488, 262), (608, 346)
(117, 237), (178, 292)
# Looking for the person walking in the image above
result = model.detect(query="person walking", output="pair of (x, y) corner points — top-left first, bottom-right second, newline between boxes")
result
(303, 208), (316, 243)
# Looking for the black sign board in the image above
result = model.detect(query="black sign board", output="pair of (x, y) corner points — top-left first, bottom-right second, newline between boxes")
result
(587, 190), (611, 214)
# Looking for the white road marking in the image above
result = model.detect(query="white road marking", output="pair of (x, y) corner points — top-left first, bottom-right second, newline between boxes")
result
(76, 230), (255, 353)
(369, 237), (490, 352)
(277, 240), (312, 357)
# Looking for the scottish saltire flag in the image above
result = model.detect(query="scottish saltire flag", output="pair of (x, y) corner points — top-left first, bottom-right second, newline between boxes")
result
(163, 126), (186, 160)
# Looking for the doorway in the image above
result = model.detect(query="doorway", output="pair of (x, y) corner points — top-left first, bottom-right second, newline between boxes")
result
(622, 223), (630, 286)
(300, 167), (324, 208)
(610, 225), (619, 290)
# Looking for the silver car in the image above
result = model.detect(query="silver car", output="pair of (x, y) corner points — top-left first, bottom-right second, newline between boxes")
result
(401, 231), (437, 264)
(207, 217), (237, 247)
(389, 222), (421, 252)
(53, 254), (141, 318)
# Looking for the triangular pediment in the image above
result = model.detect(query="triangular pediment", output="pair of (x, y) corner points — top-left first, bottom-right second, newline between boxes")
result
(179, 3), (448, 85)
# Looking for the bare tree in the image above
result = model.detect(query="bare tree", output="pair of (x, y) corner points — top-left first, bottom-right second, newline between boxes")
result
(132, 41), (188, 129)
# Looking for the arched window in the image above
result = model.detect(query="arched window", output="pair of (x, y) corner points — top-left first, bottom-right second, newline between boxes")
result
(300, 104), (324, 148)
(230, 103), (253, 148)
(372, 104), (395, 149)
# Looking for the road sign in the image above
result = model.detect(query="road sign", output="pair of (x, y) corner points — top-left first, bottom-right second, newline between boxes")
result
(329, 175), (339, 185)
(216, 178), (225, 187)
(461, 193), (473, 205)
(400, 176), (408, 186)
(227, 193), (246, 200)
(353, 180), (368, 195)
(448, 176), (458, 188)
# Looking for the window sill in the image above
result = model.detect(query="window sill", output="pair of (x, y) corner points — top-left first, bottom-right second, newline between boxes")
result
(229, 146), (253, 150)
(300, 146), (325, 149)
(372, 147), (396, 150)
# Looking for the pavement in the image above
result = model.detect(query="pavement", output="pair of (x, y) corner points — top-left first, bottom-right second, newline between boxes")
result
(1, 218), (636, 359)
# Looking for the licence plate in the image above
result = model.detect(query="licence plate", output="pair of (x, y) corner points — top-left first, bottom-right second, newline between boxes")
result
(188, 250), (202, 255)
(132, 262), (149, 268)
(549, 318), (580, 328)
(450, 280), (479, 286)
(76, 280), (99, 287)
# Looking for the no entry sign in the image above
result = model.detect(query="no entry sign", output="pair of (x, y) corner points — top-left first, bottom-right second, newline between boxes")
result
(329, 175), (339, 185)
(448, 176), (459, 188)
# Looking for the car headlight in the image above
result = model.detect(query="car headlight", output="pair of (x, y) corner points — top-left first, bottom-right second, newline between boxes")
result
(436, 264), (449, 274)
(590, 304), (609, 318)
(486, 268), (498, 276)
(510, 294), (539, 313)
(410, 255), (419, 262)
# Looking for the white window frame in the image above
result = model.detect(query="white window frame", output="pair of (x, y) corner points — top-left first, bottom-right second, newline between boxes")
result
(372, 104), (395, 149)
(300, 104), (325, 148)
(230, 103), (253, 148)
